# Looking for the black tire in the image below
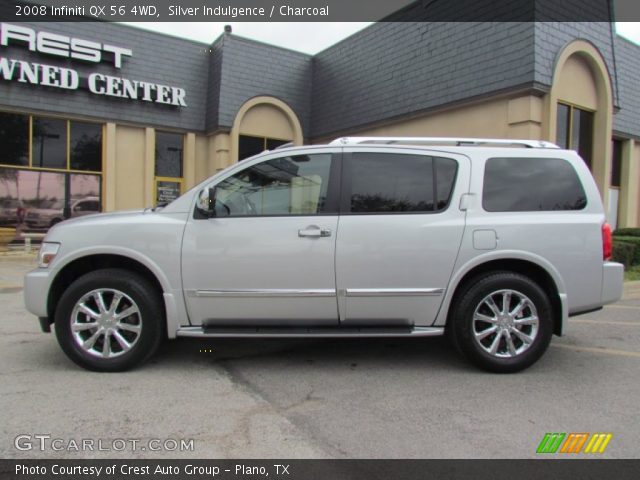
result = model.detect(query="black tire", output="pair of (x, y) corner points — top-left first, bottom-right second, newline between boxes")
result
(54, 268), (164, 372)
(449, 271), (553, 373)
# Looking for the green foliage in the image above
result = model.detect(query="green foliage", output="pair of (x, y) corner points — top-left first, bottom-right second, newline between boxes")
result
(613, 241), (635, 267)
(613, 228), (640, 238)
(616, 237), (640, 265)
(625, 265), (640, 282)
(613, 235), (640, 267)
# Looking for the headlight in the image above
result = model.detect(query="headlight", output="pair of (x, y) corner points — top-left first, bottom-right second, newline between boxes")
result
(38, 242), (60, 268)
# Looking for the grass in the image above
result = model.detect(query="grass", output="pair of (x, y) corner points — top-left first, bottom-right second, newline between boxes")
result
(625, 265), (640, 282)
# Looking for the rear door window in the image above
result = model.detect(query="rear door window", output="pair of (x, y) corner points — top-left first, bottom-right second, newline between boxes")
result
(344, 152), (458, 213)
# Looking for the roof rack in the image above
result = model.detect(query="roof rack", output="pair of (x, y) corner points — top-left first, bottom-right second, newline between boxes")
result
(329, 137), (560, 149)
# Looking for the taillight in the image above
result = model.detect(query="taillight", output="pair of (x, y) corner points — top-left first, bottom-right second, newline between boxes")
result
(602, 222), (612, 261)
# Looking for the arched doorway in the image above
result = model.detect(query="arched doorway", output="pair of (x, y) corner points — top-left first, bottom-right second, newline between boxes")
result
(230, 96), (303, 162)
(545, 40), (614, 215)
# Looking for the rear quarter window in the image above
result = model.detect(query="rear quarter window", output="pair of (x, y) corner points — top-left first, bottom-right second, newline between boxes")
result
(483, 157), (587, 212)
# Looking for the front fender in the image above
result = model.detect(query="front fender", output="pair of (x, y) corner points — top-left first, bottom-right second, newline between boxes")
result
(47, 246), (186, 338)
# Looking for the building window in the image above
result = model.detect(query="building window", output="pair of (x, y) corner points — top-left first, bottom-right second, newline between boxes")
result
(238, 134), (289, 161)
(556, 103), (594, 170)
(611, 139), (623, 188)
(32, 117), (67, 169)
(0, 111), (103, 234)
(70, 122), (103, 172)
(155, 131), (184, 205)
(0, 112), (29, 167)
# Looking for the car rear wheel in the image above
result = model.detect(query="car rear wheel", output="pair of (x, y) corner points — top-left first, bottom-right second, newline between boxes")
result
(54, 268), (164, 371)
(449, 272), (553, 373)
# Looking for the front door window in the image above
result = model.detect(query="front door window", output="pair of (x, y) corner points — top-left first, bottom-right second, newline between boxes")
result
(214, 153), (334, 216)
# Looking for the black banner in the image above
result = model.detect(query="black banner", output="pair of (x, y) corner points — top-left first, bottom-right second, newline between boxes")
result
(1, 460), (640, 480)
(1, 0), (640, 22)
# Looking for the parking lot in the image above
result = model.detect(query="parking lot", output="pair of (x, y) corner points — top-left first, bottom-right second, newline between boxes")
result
(1, 254), (639, 459)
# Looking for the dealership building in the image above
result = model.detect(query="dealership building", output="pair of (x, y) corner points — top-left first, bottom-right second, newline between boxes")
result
(0, 18), (639, 232)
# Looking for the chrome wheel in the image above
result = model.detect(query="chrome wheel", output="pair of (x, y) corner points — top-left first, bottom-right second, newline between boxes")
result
(70, 288), (142, 358)
(472, 289), (539, 358)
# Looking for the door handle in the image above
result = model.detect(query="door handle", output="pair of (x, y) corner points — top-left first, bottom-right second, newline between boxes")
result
(298, 226), (332, 238)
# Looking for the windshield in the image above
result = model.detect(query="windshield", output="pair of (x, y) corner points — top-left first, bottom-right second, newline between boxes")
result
(40, 200), (64, 210)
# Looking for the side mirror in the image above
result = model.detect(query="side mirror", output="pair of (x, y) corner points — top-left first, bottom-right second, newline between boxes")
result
(195, 187), (217, 217)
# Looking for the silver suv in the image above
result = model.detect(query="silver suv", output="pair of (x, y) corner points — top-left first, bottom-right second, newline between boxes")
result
(24, 137), (624, 373)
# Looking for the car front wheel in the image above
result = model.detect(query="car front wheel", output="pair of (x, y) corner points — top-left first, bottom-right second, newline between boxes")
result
(54, 268), (164, 372)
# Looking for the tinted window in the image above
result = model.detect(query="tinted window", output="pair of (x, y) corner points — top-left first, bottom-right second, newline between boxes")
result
(347, 153), (457, 213)
(0, 112), (29, 166)
(32, 117), (67, 169)
(214, 153), (333, 216)
(611, 139), (622, 188)
(483, 157), (587, 212)
(435, 157), (458, 210)
(238, 135), (290, 161)
(572, 108), (594, 170)
(74, 200), (100, 212)
(155, 132), (183, 178)
(556, 103), (594, 170)
(70, 122), (102, 172)
(238, 135), (265, 161)
(266, 138), (289, 150)
(556, 104), (570, 149)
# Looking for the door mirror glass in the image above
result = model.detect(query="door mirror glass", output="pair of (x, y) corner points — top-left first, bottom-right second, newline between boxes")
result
(195, 188), (213, 217)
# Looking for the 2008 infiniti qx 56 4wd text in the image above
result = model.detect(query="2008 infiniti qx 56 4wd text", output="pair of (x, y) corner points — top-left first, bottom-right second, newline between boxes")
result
(24, 137), (624, 372)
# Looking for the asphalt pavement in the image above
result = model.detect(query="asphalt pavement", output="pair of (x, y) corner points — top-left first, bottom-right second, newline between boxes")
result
(1, 254), (639, 459)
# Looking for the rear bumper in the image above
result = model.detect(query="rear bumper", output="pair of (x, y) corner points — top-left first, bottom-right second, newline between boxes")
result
(602, 262), (624, 305)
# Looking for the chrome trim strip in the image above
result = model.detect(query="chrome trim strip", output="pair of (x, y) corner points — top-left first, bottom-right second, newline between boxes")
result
(345, 288), (445, 297)
(186, 289), (336, 298)
(176, 326), (445, 338)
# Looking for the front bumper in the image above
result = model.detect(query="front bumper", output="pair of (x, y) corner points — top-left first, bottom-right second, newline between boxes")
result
(602, 261), (624, 305)
(24, 268), (52, 320)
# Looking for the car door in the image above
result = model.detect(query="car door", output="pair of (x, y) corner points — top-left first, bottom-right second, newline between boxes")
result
(181, 148), (341, 326)
(335, 147), (470, 327)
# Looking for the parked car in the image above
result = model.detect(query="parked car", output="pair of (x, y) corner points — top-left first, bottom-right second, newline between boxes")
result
(25, 197), (100, 230)
(24, 137), (624, 372)
(0, 198), (25, 226)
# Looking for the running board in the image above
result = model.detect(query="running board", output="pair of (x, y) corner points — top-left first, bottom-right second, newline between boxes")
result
(176, 326), (445, 338)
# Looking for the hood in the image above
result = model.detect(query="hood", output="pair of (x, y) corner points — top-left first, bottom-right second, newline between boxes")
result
(48, 209), (147, 230)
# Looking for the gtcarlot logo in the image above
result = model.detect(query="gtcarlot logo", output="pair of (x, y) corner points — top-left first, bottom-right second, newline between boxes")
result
(536, 432), (613, 454)
(14, 434), (194, 452)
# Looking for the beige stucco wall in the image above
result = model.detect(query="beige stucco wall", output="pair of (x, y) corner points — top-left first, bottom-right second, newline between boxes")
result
(104, 124), (154, 212)
(114, 125), (145, 211)
(230, 97), (303, 163)
(207, 133), (232, 173)
(194, 134), (210, 183)
(329, 94), (543, 141)
(637, 142), (640, 228)
(615, 138), (639, 229)
(554, 55), (599, 110)
(238, 104), (296, 140)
